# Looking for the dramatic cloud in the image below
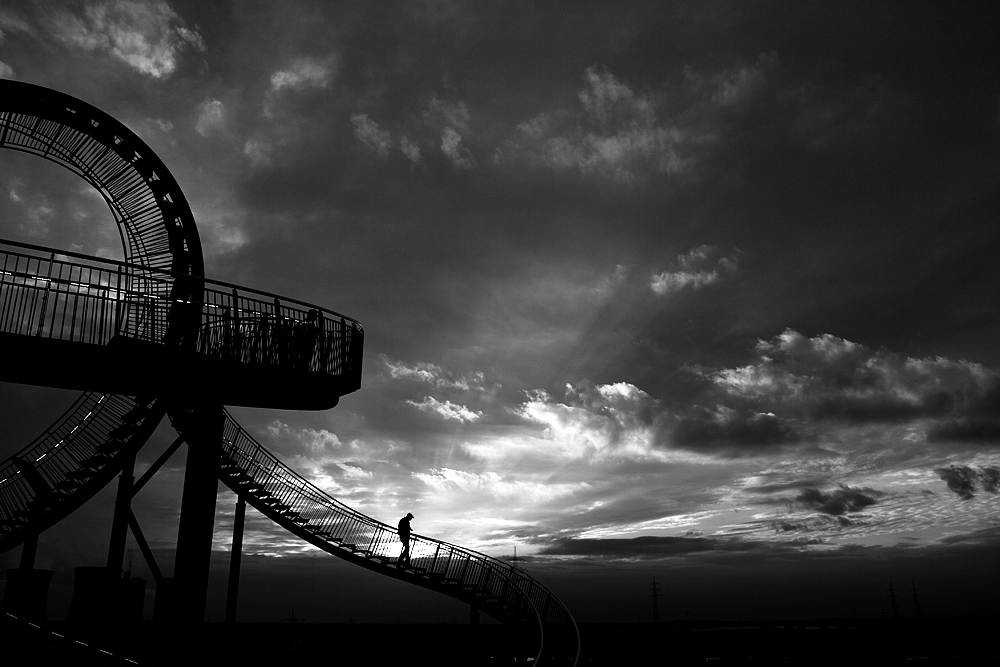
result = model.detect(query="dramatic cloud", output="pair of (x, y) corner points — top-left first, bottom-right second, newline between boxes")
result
(440, 126), (475, 169)
(382, 356), (491, 394)
(242, 137), (272, 167)
(514, 382), (661, 460)
(423, 96), (472, 135)
(47, 0), (204, 78)
(413, 468), (584, 503)
(406, 396), (482, 423)
(700, 329), (998, 427)
(0, 9), (34, 40)
(269, 56), (336, 93)
(399, 136), (421, 164)
(351, 114), (392, 159)
(195, 99), (224, 136)
(538, 535), (778, 559)
(706, 52), (779, 110)
(935, 465), (1000, 500)
(498, 66), (691, 181)
(263, 55), (337, 119)
(796, 485), (883, 516)
(267, 420), (342, 456)
(651, 245), (738, 296)
(668, 405), (801, 454)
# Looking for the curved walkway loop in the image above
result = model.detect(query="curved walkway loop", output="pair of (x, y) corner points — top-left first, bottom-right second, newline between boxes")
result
(0, 81), (579, 664)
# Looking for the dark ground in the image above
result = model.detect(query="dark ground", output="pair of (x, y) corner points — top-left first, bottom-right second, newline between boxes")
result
(4, 615), (998, 666)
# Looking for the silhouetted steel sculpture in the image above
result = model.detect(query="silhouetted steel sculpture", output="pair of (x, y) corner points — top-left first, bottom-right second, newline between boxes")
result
(0, 80), (578, 664)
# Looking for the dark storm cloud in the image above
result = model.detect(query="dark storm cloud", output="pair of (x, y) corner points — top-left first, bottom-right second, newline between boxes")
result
(928, 419), (1000, 444)
(745, 479), (827, 494)
(538, 534), (770, 559)
(934, 465), (1000, 500)
(698, 330), (999, 433)
(796, 485), (884, 516)
(666, 405), (802, 454)
(926, 379), (1000, 445)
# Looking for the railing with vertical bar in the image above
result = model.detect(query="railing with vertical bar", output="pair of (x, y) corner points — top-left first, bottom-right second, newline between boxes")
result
(0, 393), (165, 553)
(173, 408), (581, 665)
(0, 238), (363, 387)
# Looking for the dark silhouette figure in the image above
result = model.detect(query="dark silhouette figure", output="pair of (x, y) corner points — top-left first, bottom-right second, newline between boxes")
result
(397, 512), (414, 566)
(293, 309), (320, 371)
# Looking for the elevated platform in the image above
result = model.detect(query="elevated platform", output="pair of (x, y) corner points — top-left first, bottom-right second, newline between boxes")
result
(0, 334), (351, 410)
(0, 239), (363, 410)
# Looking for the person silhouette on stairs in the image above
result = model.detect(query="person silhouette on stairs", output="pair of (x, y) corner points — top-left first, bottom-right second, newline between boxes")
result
(397, 512), (414, 566)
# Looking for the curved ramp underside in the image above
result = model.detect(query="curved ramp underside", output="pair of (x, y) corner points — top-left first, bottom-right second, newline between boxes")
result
(0, 393), (164, 554)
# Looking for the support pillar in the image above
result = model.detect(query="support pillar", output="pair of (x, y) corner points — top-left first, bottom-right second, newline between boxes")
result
(172, 403), (223, 623)
(107, 452), (136, 573)
(225, 495), (246, 624)
(18, 534), (38, 570)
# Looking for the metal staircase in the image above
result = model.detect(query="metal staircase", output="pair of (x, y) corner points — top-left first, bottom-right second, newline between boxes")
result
(196, 407), (580, 662)
(1, 79), (580, 665)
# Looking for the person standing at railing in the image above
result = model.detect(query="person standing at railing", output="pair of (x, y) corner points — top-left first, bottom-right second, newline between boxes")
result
(397, 512), (414, 566)
(292, 309), (319, 371)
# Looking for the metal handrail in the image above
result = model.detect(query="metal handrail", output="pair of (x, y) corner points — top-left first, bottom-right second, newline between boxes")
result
(0, 239), (364, 382)
(0, 393), (159, 546)
(206, 408), (579, 664)
(1, 80), (205, 278)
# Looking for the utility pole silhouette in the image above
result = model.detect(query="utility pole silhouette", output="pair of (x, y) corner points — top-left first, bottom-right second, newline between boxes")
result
(888, 582), (899, 619)
(911, 582), (922, 618)
(649, 577), (662, 623)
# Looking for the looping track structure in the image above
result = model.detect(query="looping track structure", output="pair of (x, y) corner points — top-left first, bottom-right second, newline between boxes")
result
(0, 81), (579, 664)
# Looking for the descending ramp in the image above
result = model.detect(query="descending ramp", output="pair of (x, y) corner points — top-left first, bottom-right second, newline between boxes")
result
(170, 406), (580, 664)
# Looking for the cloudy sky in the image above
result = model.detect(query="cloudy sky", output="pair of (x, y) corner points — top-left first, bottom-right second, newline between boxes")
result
(1, 1), (998, 623)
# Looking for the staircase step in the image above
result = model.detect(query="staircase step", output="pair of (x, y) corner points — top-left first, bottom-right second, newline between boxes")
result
(96, 439), (126, 454)
(66, 469), (95, 481)
(27, 495), (57, 510)
(120, 405), (149, 425)
(53, 479), (81, 492)
(108, 423), (137, 440)
(79, 454), (109, 469)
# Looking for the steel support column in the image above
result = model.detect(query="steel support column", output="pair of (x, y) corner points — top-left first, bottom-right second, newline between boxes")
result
(225, 495), (246, 624)
(18, 534), (37, 570)
(106, 452), (136, 573)
(172, 403), (223, 623)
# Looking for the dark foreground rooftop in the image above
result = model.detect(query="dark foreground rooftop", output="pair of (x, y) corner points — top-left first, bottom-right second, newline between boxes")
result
(3, 616), (997, 666)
